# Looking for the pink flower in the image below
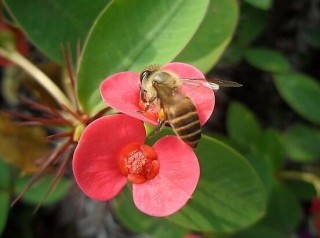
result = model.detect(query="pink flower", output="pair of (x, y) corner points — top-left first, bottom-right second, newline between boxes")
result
(72, 114), (200, 217)
(100, 62), (215, 126)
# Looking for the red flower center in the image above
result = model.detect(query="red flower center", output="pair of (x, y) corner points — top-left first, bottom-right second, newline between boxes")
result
(118, 143), (160, 184)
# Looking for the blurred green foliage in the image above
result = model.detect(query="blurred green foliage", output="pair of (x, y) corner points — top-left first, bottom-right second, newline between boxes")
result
(0, 160), (70, 236)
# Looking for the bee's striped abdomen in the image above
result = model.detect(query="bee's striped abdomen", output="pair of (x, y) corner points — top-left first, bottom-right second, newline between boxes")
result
(165, 97), (201, 148)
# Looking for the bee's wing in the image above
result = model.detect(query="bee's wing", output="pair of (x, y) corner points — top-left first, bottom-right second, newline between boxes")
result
(207, 79), (243, 89)
(180, 78), (242, 91)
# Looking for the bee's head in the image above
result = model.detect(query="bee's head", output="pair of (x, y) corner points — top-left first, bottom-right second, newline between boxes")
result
(139, 69), (180, 96)
(139, 70), (152, 84)
(139, 69), (171, 86)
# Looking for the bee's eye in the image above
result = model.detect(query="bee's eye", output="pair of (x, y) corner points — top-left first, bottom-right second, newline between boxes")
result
(140, 70), (151, 83)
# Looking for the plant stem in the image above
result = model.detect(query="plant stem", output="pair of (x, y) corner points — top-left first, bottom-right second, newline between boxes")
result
(0, 47), (74, 110)
(279, 170), (320, 196)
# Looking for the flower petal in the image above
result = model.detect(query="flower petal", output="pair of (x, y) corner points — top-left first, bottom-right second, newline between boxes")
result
(163, 62), (215, 125)
(100, 63), (215, 126)
(132, 136), (200, 217)
(100, 72), (157, 125)
(73, 114), (146, 201)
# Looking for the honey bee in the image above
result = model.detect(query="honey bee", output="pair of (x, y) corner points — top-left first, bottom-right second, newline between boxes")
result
(139, 65), (242, 148)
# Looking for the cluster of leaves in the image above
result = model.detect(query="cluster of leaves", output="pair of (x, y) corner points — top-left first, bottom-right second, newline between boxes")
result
(0, 0), (319, 237)
(234, 2), (320, 176)
(0, 160), (70, 235)
(226, 0), (320, 165)
(0, 112), (71, 235)
(222, 102), (306, 237)
(219, 0), (320, 237)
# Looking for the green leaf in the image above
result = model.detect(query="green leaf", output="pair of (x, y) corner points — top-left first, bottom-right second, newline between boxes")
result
(244, 0), (273, 10)
(148, 222), (187, 238)
(246, 153), (273, 194)
(115, 187), (187, 237)
(236, 4), (268, 46)
(175, 0), (239, 73)
(14, 175), (71, 205)
(210, 133), (244, 152)
(5, 0), (109, 63)
(285, 179), (316, 201)
(227, 102), (261, 151)
(0, 160), (11, 189)
(115, 187), (157, 233)
(283, 124), (320, 162)
(222, 4), (268, 65)
(257, 129), (285, 171)
(244, 48), (291, 73)
(169, 135), (267, 232)
(232, 226), (287, 238)
(0, 192), (9, 236)
(222, 42), (244, 65)
(273, 73), (320, 124)
(259, 182), (301, 233)
(77, 0), (209, 113)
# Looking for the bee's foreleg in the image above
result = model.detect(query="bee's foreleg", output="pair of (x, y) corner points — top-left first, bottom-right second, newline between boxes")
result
(140, 87), (147, 103)
(155, 118), (166, 133)
(138, 95), (157, 113)
(147, 108), (166, 138)
(149, 118), (166, 138)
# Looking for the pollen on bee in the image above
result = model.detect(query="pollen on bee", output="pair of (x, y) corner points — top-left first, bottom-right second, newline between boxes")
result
(118, 143), (160, 184)
(158, 109), (165, 121)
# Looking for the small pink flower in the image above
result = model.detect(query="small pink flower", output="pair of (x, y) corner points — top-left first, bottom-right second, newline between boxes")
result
(100, 62), (215, 126)
(72, 114), (200, 217)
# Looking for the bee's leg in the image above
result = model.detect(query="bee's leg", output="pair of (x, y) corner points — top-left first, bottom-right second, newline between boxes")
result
(140, 87), (147, 103)
(149, 119), (166, 138)
(137, 87), (148, 113)
(148, 109), (166, 137)
(137, 95), (157, 113)
(155, 119), (166, 133)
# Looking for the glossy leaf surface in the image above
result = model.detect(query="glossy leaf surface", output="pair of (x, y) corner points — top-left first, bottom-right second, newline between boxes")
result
(175, 0), (238, 73)
(14, 175), (71, 205)
(274, 73), (320, 124)
(77, 0), (209, 112)
(168, 135), (266, 232)
(5, 0), (109, 63)
(245, 48), (290, 73)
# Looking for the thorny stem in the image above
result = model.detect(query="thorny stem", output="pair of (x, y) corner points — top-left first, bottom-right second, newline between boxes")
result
(0, 47), (74, 110)
(279, 171), (320, 196)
